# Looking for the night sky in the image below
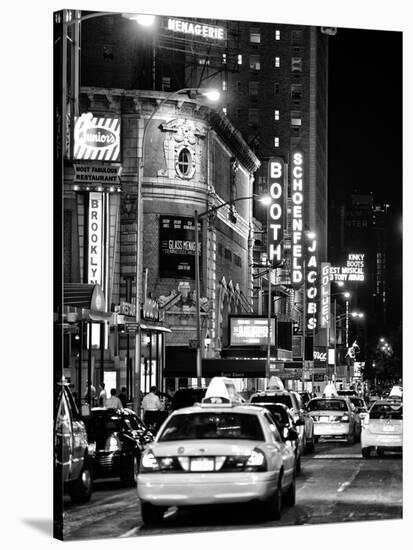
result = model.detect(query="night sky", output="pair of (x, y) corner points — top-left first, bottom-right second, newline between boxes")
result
(328, 26), (403, 332)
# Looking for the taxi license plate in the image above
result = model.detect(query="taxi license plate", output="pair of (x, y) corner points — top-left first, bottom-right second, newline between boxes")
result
(320, 416), (329, 422)
(383, 425), (395, 432)
(190, 458), (214, 472)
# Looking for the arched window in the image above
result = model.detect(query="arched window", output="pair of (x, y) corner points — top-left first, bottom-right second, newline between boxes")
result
(177, 148), (191, 177)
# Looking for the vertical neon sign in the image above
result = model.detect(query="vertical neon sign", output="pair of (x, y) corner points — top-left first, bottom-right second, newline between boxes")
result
(267, 157), (285, 267)
(306, 233), (318, 331)
(291, 151), (304, 287)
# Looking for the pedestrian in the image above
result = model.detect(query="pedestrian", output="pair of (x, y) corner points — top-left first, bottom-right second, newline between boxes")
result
(84, 380), (96, 406)
(118, 386), (128, 408)
(105, 388), (123, 410)
(98, 382), (107, 407)
(142, 386), (162, 427)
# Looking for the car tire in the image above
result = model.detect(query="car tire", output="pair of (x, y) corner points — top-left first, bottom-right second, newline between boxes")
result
(68, 461), (92, 503)
(377, 448), (385, 457)
(140, 501), (165, 525)
(314, 435), (319, 443)
(120, 455), (139, 487)
(262, 475), (282, 521)
(361, 447), (371, 459)
(296, 455), (301, 474)
(306, 434), (315, 453)
(284, 476), (296, 507)
(346, 431), (355, 445)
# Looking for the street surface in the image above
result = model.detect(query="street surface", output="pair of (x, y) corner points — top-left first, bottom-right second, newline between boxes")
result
(63, 439), (402, 540)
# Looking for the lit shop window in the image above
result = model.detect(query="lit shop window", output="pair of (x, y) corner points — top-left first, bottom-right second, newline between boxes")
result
(237, 54), (243, 65)
(250, 28), (261, 43)
(291, 84), (302, 100)
(198, 58), (210, 65)
(249, 81), (259, 96)
(222, 107), (227, 115)
(249, 55), (261, 70)
(291, 111), (302, 126)
(162, 76), (171, 90)
(291, 57), (303, 72)
(275, 29), (281, 40)
(177, 148), (192, 177)
(274, 82), (280, 95)
(222, 53), (227, 64)
(275, 56), (280, 68)
(274, 109), (280, 120)
(274, 137), (280, 147)
(222, 80), (227, 91)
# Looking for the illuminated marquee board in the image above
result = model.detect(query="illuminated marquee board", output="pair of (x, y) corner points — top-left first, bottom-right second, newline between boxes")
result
(167, 18), (227, 40)
(229, 316), (276, 347)
(291, 151), (304, 287)
(306, 233), (318, 332)
(267, 157), (285, 267)
(330, 253), (365, 282)
(320, 262), (331, 329)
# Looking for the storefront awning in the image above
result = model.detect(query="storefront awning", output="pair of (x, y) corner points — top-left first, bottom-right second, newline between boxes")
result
(63, 283), (112, 322)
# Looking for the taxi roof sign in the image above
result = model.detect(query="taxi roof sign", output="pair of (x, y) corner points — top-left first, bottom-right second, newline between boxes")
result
(323, 382), (339, 397)
(266, 376), (285, 391)
(202, 377), (243, 407)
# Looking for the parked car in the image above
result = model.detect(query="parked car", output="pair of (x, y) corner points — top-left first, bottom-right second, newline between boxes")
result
(246, 402), (302, 473)
(171, 387), (207, 410)
(250, 389), (315, 453)
(84, 407), (154, 486)
(138, 377), (297, 525)
(307, 396), (360, 444)
(361, 399), (403, 458)
(54, 380), (92, 503)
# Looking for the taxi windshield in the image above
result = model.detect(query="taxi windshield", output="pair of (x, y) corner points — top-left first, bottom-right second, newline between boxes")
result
(370, 404), (403, 420)
(307, 399), (347, 411)
(158, 412), (264, 442)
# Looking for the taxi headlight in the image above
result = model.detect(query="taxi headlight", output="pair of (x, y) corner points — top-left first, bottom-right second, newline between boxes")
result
(245, 448), (267, 472)
(140, 450), (160, 472)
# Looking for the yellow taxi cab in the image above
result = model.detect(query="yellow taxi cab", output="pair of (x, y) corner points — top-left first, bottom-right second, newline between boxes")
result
(137, 377), (297, 525)
(361, 399), (403, 458)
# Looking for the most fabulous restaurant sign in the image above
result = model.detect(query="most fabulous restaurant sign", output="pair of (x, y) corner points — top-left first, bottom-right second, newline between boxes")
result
(74, 113), (121, 161)
(159, 216), (200, 278)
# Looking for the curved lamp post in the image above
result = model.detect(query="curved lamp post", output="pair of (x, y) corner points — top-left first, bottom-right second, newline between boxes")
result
(194, 194), (270, 387)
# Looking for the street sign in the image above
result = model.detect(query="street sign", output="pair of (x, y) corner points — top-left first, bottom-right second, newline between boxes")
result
(188, 339), (200, 349)
(124, 323), (139, 333)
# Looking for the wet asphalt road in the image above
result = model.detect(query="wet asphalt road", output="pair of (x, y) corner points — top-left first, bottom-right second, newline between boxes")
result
(62, 439), (402, 541)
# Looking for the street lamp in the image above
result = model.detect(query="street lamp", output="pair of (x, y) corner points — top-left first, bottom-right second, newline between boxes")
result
(194, 194), (270, 387)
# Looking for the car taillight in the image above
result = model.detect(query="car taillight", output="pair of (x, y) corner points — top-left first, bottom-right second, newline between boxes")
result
(245, 448), (267, 472)
(340, 414), (350, 422)
(140, 450), (160, 472)
(312, 415), (320, 421)
(105, 435), (121, 452)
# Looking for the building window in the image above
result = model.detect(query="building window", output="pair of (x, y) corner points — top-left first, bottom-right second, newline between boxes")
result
(250, 28), (261, 43)
(162, 76), (171, 91)
(275, 29), (280, 40)
(218, 243), (223, 256)
(224, 248), (232, 261)
(248, 109), (259, 125)
(249, 55), (261, 70)
(222, 107), (227, 115)
(222, 53), (227, 64)
(275, 56), (280, 68)
(249, 81), (259, 96)
(291, 57), (303, 72)
(222, 80), (227, 91)
(236, 109), (242, 119)
(176, 148), (192, 177)
(274, 137), (279, 148)
(274, 109), (280, 120)
(291, 110), (302, 126)
(237, 54), (243, 65)
(234, 254), (242, 267)
(291, 30), (303, 44)
(291, 84), (302, 100)
(198, 58), (210, 65)
(274, 82), (280, 95)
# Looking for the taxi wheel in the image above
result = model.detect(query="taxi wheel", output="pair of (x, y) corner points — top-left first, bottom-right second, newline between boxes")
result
(361, 447), (371, 459)
(306, 435), (315, 453)
(262, 476), (282, 521)
(296, 455), (301, 474)
(68, 463), (92, 503)
(346, 431), (355, 445)
(141, 501), (165, 525)
(284, 476), (296, 507)
(377, 448), (385, 457)
(120, 455), (138, 487)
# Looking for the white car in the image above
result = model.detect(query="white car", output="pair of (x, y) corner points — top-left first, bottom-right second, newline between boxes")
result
(307, 396), (360, 444)
(137, 378), (297, 525)
(361, 399), (403, 458)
